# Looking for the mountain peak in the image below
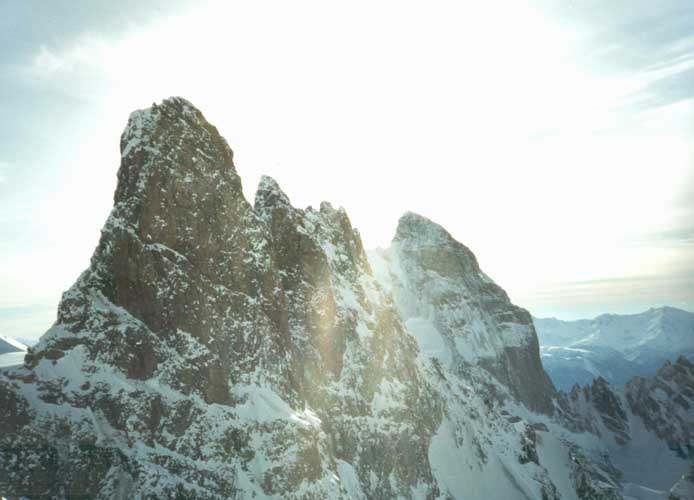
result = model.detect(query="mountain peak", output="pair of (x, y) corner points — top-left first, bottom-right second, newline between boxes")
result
(0, 333), (27, 355)
(394, 211), (454, 244)
(377, 212), (554, 414)
(115, 97), (240, 206)
(393, 211), (481, 276)
(121, 97), (214, 156)
(254, 175), (292, 213)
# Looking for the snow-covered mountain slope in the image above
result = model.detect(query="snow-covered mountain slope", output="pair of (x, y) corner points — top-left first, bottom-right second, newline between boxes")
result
(0, 97), (669, 500)
(535, 308), (694, 390)
(557, 356), (694, 498)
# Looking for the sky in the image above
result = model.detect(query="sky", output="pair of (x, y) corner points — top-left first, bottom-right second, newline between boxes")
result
(1, 0), (693, 343)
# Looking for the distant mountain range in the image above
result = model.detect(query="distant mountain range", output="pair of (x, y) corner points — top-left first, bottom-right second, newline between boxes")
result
(0, 333), (27, 355)
(0, 333), (28, 368)
(534, 307), (694, 390)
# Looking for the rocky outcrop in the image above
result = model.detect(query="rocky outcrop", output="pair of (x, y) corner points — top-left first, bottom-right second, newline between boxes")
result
(557, 356), (694, 494)
(669, 464), (694, 500)
(626, 356), (694, 458)
(567, 443), (623, 500)
(562, 357), (694, 455)
(588, 377), (630, 443)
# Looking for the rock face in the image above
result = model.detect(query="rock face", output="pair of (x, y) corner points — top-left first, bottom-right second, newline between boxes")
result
(625, 357), (694, 458)
(0, 97), (638, 499)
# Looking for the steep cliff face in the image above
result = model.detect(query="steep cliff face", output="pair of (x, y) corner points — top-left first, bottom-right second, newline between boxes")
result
(29, 97), (296, 403)
(369, 212), (556, 414)
(0, 98), (626, 500)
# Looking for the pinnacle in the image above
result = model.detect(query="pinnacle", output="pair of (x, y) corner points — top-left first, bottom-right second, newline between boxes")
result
(254, 175), (292, 212)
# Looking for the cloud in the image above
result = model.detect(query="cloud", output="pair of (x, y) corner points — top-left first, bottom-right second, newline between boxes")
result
(31, 45), (73, 77)
(29, 38), (111, 79)
(516, 272), (694, 320)
(632, 227), (694, 246)
(539, 0), (694, 113)
(622, 63), (694, 112)
(0, 0), (193, 66)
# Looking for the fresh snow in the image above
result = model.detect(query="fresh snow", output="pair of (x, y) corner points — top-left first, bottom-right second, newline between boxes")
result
(405, 318), (451, 364)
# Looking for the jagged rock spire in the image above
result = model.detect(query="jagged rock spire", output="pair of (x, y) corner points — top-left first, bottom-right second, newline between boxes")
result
(254, 174), (292, 215)
(32, 97), (294, 405)
(116, 97), (241, 205)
